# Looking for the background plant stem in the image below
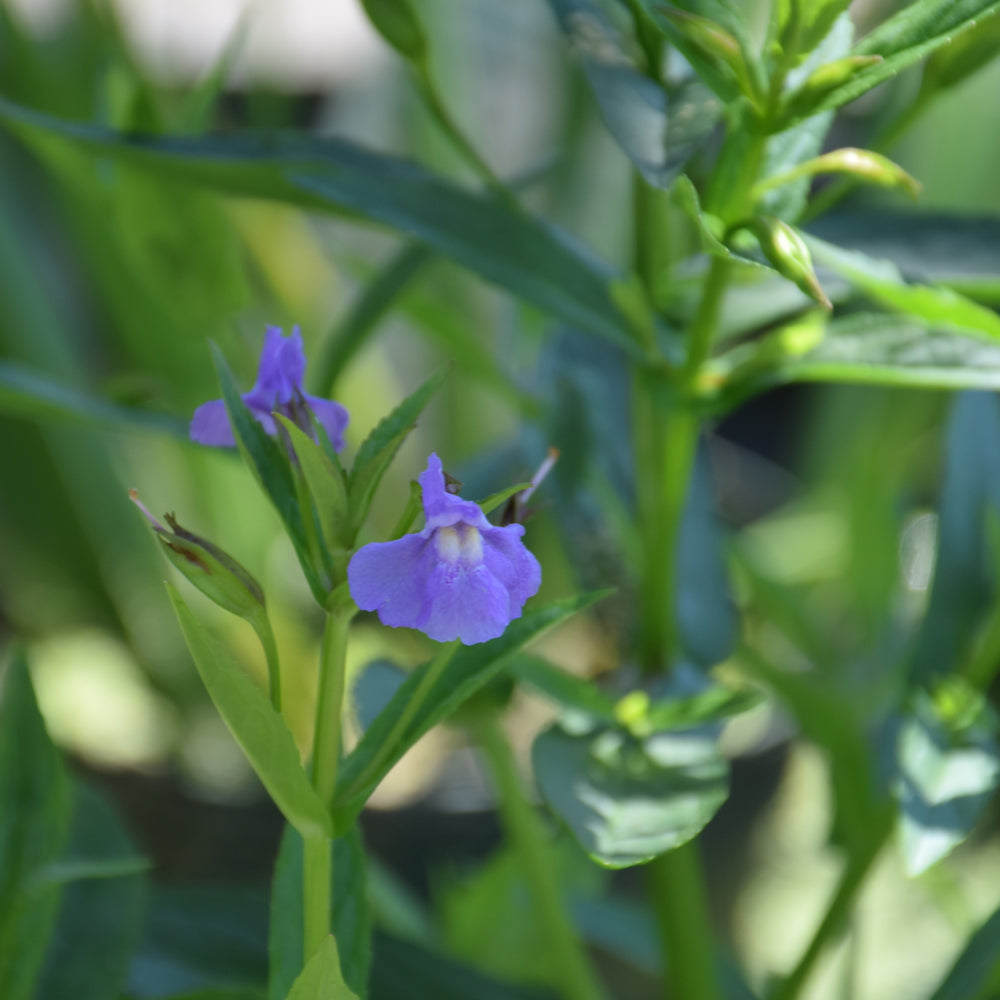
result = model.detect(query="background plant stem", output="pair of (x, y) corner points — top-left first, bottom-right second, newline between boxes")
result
(478, 716), (608, 1000)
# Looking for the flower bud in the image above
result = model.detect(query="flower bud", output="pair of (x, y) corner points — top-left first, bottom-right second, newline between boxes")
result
(750, 217), (831, 310)
(782, 55), (883, 120)
(130, 491), (266, 621)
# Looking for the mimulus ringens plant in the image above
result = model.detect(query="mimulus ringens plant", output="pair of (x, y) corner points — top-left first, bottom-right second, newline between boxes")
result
(348, 453), (542, 644)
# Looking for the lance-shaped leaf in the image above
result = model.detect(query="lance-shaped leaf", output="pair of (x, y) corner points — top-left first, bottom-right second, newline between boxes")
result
(348, 369), (445, 536)
(548, 0), (719, 188)
(928, 901), (1000, 1000)
(167, 583), (333, 838)
(786, 0), (1000, 122)
(359, 0), (427, 62)
(333, 591), (608, 826)
(808, 236), (1000, 339)
(0, 650), (72, 1000)
(893, 684), (1000, 876)
(708, 314), (1000, 412)
(269, 827), (371, 1000)
(920, 7), (1000, 98)
(533, 715), (729, 868)
(0, 97), (636, 354)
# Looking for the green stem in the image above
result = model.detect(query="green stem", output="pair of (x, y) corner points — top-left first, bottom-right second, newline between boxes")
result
(341, 640), (460, 802)
(648, 844), (723, 1000)
(770, 815), (892, 1000)
(478, 717), (608, 1000)
(301, 605), (353, 962)
(252, 613), (282, 713)
(683, 254), (731, 381)
(302, 830), (332, 963)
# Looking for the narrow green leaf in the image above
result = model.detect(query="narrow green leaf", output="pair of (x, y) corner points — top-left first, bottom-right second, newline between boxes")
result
(167, 583), (332, 837)
(334, 591), (609, 824)
(0, 98), (636, 353)
(808, 236), (1000, 338)
(269, 826), (371, 1000)
(359, 0), (426, 61)
(476, 482), (531, 517)
(709, 315), (1000, 411)
(211, 346), (325, 601)
(548, 0), (718, 188)
(921, 7), (1000, 96)
(275, 415), (350, 553)
(348, 369), (446, 535)
(533, 719), (729, 868)
(0, 361), (185, 436)
(792, 0), (1000, 120)
(0, 649), (72, 1000)
(928, 902), (1000, 1000)
(285, 936), (359, 1000)
(33, 783), (147, 1000)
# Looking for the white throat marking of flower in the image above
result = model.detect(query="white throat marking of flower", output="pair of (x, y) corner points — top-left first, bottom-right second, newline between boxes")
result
(435, 523), (484, 565)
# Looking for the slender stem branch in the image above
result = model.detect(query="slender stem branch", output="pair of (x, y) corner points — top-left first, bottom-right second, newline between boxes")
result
(478, 717), (608, 1000)
(252, 613), (282, 713)
(648, 843), (723, 1000)
(683, 254), (732, 381)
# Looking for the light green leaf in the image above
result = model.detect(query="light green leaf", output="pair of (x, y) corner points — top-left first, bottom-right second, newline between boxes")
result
(348, 369), (446, 536)
(275, 415), (350, 554)
(167, 583), (332, 837)
(511, 655), (618, 721)
(285, 936), (359, 1000)
(334, 592), (609, 825)
(533, 718), (729, 868)
(0, 649), (72, 1000)
(808, 236), (1000, 339)
(794, 0), (1000, 120)
(0, 97), (635, 353)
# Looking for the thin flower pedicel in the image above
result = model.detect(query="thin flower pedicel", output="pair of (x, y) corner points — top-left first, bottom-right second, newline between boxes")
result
(347, 453), (542, 645)
(190, 326), (349, 449)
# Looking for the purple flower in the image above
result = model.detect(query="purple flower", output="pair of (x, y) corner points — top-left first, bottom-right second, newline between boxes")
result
(190, 326), (349, 450)
(348, 454), (542, 644)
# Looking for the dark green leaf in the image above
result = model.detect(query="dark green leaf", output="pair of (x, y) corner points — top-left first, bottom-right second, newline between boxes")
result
(348, 369), (446, 536)
(269, 826), (371, 1000)
(476, 482), (532, 517)
(912, 393), (1000, 683)
(334, 592), (609, 825)
(167, 583), (333, 837)
(533, 719), (729, 868)
(0, 649), (72, 1000)
(0, 98), (635, 353)
(359, 0), (426, 61)
(0, 361), (185, 436)
(128, 886), (269, 998)
(928, 901), (1000, 1000)
(370, 933), (558, 1000)
(549, 0), (719, 187)
(34, 782), (147, 1000)
(893, 686), (1000, 875)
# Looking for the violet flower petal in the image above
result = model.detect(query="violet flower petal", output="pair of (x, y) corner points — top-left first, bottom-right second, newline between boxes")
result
(190, 399), (236, 447)
(305, 395), (350, 452)
(348, 534), (437, 629)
